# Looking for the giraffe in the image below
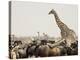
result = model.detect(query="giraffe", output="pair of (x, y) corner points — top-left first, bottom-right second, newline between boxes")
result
(48, 9), (77, 47)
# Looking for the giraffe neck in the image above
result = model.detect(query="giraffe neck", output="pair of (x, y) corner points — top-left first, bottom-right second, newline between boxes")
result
(52, 12), (69, 32)
(52, 12), (63, 26)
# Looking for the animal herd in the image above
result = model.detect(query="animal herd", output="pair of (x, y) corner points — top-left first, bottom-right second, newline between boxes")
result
(9, 39), (78, 59)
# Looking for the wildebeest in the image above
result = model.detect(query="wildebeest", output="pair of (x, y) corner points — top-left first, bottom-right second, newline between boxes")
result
(35, 44), (49, 57)
(10, 45), (20, 59)
(27, 45), (36, 57)
(66, 41), (78, 55)
(18, 44), (28, 58)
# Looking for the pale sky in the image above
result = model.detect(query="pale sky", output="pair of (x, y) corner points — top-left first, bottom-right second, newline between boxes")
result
(11, 1), (78, 37)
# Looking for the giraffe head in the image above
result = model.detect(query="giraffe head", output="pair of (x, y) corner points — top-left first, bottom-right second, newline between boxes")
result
(48, 9), (56, 15)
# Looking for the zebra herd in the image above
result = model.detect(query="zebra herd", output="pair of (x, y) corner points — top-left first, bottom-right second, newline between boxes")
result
(9, 39), (78, 59)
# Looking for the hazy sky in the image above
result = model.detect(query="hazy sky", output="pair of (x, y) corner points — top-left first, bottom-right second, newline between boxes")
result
(11, 1), (78, 37)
